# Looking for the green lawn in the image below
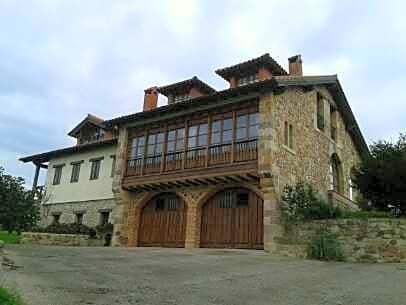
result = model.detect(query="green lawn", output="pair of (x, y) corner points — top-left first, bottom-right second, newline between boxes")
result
(0, 287), (24, 305)
(0, 231), (21, 244)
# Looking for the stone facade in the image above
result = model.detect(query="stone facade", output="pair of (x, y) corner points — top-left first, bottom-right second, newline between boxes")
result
(39, 198), (116, 228)
(21, 232), (103, 247)
(274, 219), (406, 263)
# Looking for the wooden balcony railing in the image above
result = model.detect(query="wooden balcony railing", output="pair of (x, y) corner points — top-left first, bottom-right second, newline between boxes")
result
(125, 138), (258, 177)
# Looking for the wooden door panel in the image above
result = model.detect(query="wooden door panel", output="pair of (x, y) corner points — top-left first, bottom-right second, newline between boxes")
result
(201, 189), (263, 249)
(139, 194), (186, 247)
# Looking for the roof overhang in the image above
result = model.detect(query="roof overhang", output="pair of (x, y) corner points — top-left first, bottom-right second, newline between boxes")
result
(19, 139), (117, 164)
(68, 114), (106, 137)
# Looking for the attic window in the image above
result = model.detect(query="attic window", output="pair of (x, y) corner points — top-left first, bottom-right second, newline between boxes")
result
(173, 94), (190, 103)
(237, 74), (259, 86)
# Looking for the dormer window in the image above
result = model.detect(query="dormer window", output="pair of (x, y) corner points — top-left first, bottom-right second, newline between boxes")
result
(237, 74), (259, 86)
(173, 94), (190, 103)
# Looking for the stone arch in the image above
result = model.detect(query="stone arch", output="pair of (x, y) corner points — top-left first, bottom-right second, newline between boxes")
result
(193, 184), (264, 248)
(330, 153), (344, 194)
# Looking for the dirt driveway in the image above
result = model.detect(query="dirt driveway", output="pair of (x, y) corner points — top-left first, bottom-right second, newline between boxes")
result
(1, 245), (406, 305)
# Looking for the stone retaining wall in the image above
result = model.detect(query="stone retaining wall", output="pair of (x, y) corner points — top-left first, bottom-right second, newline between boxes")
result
(275, 219), (406, 263)
(21, 232), (103, 247)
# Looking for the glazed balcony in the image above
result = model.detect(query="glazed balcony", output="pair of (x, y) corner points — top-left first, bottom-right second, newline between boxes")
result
(123, 139), (259, 191)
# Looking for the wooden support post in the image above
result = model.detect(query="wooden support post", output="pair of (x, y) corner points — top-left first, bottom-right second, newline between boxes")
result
(32, 163), (41, 191)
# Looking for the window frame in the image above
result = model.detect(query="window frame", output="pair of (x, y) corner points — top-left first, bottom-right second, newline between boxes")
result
(70, 161), (83, 183)
(316, 92), (325, 131)
(89, 157), (103, 180)
(52, 164), (64, 185)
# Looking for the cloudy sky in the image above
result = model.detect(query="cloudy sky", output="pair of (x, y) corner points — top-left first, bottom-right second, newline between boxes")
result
(0, 0), (405, 185)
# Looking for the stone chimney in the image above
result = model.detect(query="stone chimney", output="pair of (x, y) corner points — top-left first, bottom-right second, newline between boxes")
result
(288, 55), (303, 76)
(143, 86), (158, 111)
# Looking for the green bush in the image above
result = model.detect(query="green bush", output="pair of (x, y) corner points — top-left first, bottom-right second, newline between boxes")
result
(342, 210), (394, 219)
(281, 182), (343, 222)
(308, 231), (344, 261)
(0, 287), (24, 305)
(32, 223), (96, 238)
(0, 231), (21, 244)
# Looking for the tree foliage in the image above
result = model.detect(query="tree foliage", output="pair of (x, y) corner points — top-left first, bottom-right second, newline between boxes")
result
(0, 167), (39, 233)
(354, 133), (406, 215)
(280, 182), (342, 221)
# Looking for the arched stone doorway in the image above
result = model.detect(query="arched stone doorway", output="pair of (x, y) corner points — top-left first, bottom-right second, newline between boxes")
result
(138, 193), (187, 247)
(200, 188), (264, 249)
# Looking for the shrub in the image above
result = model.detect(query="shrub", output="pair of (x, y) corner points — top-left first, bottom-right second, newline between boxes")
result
(341, 210), (394, 219)
(0, 287), (24, 305)
(95, 223), (113, 234)
(280, 182), (343, 222)
(308, 231), (344, 261)
(32, 223), (96, 238)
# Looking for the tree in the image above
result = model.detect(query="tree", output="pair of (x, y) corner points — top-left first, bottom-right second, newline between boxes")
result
(0, 167), (39, 233)
(354, 133), (406, 215)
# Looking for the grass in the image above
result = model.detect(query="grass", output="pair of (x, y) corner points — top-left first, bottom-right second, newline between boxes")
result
(0, 287), (24, 305)
(0, 231), (21, 244)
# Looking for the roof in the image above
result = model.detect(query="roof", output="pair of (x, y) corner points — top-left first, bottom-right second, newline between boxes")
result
(105, 78), (278, 127)
(106, 75), (369, 157)
(19, 138), (117, 164)
(68, 114), (107, 137)
(215, 53), (288, 80)
(157, 76), (216, 96)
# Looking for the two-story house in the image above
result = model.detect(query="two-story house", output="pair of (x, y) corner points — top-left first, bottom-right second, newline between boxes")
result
(21, 53), (368, 252)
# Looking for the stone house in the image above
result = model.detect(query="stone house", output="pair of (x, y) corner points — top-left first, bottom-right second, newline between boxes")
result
(20, 53), (368, 252)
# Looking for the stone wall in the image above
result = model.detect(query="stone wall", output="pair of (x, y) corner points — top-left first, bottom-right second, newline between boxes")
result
(39, 198), (116, 227)
(21, 232), (103, 247)
(275, 219), (406, 263)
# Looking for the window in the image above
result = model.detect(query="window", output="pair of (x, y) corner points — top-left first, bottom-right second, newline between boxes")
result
(52, 165), (64, 185)
(156, 198), (165, 211)
(167, 197), (180, 210)
(70, 162), (82, 183)
(211, 114), (233, 145)
(90, 158), (103, 180)
(130, 136), (146, 159)
(219, 191), (234, 208)
(237, 74), (258, 86)
(188, 122), (208, 148)
(110, 155), (116, 178)
(167, 127), (185, 154)
(52, 214), (61, 224)
(236, 112), (259, 141)
(330, 105), (338, 141)
(317, 92), (325, 130)
(75, 213), (84, 225)
(236, 192), (249, 207)
(174, 94), (190, 103)
(147, 132), (164, 157)
(283, 121), (294, 149)
(329, 155), (343, 193)
(99, 211), (110, 225)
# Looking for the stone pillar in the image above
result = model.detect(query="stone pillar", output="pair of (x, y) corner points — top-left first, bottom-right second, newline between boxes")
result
(261, 177), (283, 252)
(185, 203), (198, 248)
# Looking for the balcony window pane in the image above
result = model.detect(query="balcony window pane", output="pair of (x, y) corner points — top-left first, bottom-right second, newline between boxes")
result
(138, 136), (145, 146)
(148, 134), (156, 145)
(147, 145), (155, 156)
(249, 125), (258, 139)
(177, 128), (185, 139)
(224, 118), (232, 130)
(199, 135), (207, 146)
(223, 130), (232, 143)
(237, 115), (248, 128)
(188, 136), (196, 148)
(199, 123), (208, 135)
(211, 132), (220, 144)
(249, 113), (259, 125)
(157, 132), (164, 143)
(236, 128), (247, 140)
(189, 126), (197, 137)
(167, 142), (175, 153)
(212, 121), (221, 133)
(168, 130), (176, 141)
(156, 143), (163, 154)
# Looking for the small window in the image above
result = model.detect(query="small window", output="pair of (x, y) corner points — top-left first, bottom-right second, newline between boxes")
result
(283, 122), (294, 149)
(238, 74), (258, 86)
(330, 105), (338, 142)
(236, 193), (249, 207)
(156, 199), (165, 211)
(317, 92), (325, 130)
(110, 155), (116, 178)
(52, 165), (64, 185)
(52, 214), (61, 224)
(70, 162), (82, 183)
(75, 213), (84, 225)
(167, 197), (180, 211)
(99, 211), (110, 225)
(90, 158), (102, 180)
(219, 191), (234, 208)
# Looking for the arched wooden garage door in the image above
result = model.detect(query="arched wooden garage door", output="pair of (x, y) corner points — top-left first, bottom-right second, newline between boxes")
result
(138, 193), (187, 247)
(200, 188), (263, 249)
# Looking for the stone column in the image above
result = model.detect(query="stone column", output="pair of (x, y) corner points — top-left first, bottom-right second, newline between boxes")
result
(185, 203), (198, 248)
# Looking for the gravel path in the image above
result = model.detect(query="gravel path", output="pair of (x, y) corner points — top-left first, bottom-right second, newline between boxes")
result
(1, 245), (406, 305)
